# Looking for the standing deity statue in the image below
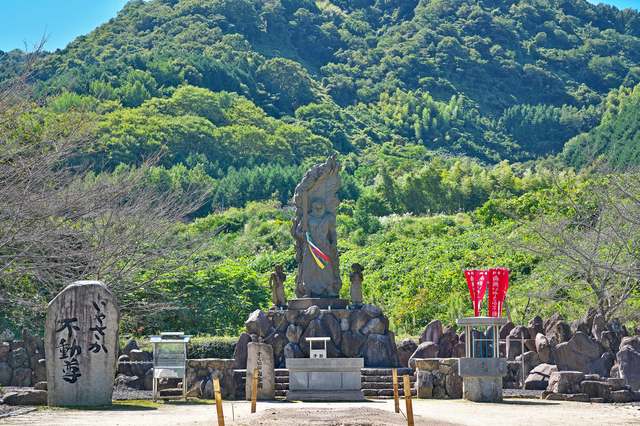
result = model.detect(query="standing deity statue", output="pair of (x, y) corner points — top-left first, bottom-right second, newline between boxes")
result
(268, 264), (287, 307)
(349, 263), (364, 306)
(290, 155), (342, 298)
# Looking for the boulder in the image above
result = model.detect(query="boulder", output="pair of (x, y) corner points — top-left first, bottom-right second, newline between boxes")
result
(499, 322), (515, 339)
(144, 368), (154, 390)
(361, 304), (382, 318)
(379, 314), (390, 329)
(547, 371), (585, 393)
(0, 361), (12, 386)
(34, 381), (47, 391)
(1, 390), (48, 406)
(591, 314), (606, 341)
(246, 309), (272, 336)
(11, 367), (32, 387)
(283, 343), (304, 359)
(415, 370), (433, 398)
(543, 313), (565, 335)
(552, 321), (572, 344)
(360, 334), (397, 368)
(322, 313), (342, 345)
(232, 332), (251, 369)
(28, 350), (44, 371)
(617, 336), (640, 391)
(419, 319), (443, 344)
(295, 305), (321, 329)
(437, 325), (459, 358)
(286, 324), (303, 344)
(601, 331), (620, 354)
(553, 332), (600, 373)
(432, 385), (446, 399)
(349, 309), (370, 332)
(0, 341), (9, 362)
(115, 373), (144, 390)
(117, 355), (131, 375)
(580, 380), (610, 399)
(270, 311), (289, 331)
(397, 339), (418, 368)
(340, 318), (349, 331)
(571, 320), (589, 336)
(525, 363), (557, 390)
(129, 349), (152, 377)
(361, 318), (385, 337)
(9, 340), (24, 351)
(340, 331), (366, 358)
(506, 335), (523, 361)
(408, 342), (440, 368)
(527, 316), (544, 336)
(31, 358), (47, 384)
(7, 347), (29, 369)
(588, 352), (614, 378)
(535, 333), (553, 364)
(300, 319), (328, 357)
(265, 331), (288, 359)
(609, 390), (637, 403)
(517, 351), (541, 378)
(123, 338), (139, 355)
(607, 377), (627, 391)
(452, 342), (466, 358)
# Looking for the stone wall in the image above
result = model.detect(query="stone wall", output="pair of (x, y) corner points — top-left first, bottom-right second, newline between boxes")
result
(234, 304), (399, 369)
(0, 329), (46, 387)
(412, 358), (463, 399)
(185, 359), (235, 399)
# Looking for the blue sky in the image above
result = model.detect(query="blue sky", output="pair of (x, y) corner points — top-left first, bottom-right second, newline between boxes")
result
(0, 0), (639, 52)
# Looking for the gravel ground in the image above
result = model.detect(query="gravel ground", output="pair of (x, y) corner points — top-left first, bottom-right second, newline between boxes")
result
(502, 388), (543, 398)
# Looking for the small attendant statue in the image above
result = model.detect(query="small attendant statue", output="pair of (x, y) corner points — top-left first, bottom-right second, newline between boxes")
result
(268, 264), (288, 308)
(349, 263), (364, 307)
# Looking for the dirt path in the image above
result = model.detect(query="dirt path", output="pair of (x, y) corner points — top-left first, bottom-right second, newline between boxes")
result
(2, 399), (639, 426)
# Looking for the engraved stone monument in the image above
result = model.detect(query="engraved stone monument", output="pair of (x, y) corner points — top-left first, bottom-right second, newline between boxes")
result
(45, 281), (119, 406)
(246, 342), (275, 400)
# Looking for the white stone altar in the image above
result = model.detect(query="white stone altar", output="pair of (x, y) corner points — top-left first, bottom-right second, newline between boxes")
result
(286, 358), (364, 401)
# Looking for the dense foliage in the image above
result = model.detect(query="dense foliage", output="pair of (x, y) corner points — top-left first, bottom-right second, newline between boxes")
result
(3, 0), (640, 336)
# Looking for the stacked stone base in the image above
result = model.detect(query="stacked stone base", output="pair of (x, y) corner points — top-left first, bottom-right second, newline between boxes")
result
(542, 371), (639, 403)
(412, 358), (463, 399)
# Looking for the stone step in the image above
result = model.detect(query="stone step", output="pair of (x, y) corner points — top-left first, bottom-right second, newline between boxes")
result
(275, 390), (288, 397)
(275, 383), (289, 390)
(363, 389), (417, 397)
(361, 375), (415, 383)
(275, 369), (289, 377)
(361, 368), (413, 376)
(276, 376), (289, 384)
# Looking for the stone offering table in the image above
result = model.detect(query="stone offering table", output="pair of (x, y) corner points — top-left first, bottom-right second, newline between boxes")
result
(456, 316), (507, 402)
(286, 358), (364, 401)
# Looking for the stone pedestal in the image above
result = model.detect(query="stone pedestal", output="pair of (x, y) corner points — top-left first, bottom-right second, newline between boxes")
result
(458, 357), (507, 402)
(246, 343), (275, 400)
(287, 298), (349, 310)
(286, 358), (364, 401)
(45, 281), (119, 406)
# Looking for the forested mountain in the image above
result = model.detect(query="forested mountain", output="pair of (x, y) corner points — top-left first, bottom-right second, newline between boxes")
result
(3, 0), (640, 171)
(3, 0), (640, 334)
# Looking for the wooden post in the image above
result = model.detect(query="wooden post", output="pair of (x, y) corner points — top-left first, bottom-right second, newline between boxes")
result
(403, 375), (414, 426)
(214, 378), (225, 426)
(251, 368), (258, 414)
(393, 369), (400, 413)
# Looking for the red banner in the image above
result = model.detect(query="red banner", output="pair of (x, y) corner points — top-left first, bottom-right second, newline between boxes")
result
(487, 268), (500, 318)
(465, 268), (508, 317)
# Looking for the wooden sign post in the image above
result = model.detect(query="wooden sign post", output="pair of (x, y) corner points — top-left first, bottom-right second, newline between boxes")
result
(403, 375), (414, 426)
(251, 368), (258, 414)
(393, 369), (400, 413)
(214, 379), (224, 426)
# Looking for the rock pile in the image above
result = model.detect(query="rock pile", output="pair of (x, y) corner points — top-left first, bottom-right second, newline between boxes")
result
(542, 371), (639, 403)
(0, 329), (45, 388)
(235, 305), (399, 369)
(411, 358), (463, 399)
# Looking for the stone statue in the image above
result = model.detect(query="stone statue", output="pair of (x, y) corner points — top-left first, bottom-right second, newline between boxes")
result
(349, 263), (364, 306)
(290, 155), (342, 298)
(268, 264), (287, 307)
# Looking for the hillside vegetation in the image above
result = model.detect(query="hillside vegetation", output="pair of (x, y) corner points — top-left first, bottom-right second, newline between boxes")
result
(2, 0), (640, 336)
